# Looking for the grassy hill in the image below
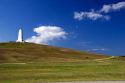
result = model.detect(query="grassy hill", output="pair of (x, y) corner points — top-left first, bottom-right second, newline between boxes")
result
(0, 42), (108, 63)
(1, 43), (125, 83)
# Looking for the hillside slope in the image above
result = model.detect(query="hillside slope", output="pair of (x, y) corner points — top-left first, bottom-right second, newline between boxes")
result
(0, 43), (108, 63)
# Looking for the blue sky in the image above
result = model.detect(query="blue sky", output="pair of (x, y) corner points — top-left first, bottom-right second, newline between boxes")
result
(0, 0), (125, 55)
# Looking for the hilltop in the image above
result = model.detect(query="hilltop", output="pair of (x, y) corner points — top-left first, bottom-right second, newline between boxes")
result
(0, 42), (108, 63)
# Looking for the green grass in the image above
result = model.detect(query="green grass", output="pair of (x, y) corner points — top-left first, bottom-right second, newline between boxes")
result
(0, 43), (125, 83)
(0, 60), (125, 83)
(0, 42), (108, 63)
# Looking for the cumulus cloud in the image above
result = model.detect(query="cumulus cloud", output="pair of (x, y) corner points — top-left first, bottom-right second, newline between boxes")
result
(74, 1), (125, 21)
(74, 11), (110, 21)
(100, 1), (125, 13)
(26, 26), (67, 44)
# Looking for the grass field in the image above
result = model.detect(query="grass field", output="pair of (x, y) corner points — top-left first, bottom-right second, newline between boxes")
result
(0, 59), (125, 83)
(0, 43), (108, 63)
(0, 43), (125, 83)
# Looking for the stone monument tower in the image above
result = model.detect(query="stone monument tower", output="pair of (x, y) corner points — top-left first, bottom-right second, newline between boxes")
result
(16, 29), (23, 42)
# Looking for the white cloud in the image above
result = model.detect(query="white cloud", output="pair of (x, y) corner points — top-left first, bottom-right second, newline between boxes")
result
(26, 26), (67, 44)
(74, 1), (125, 21)
(92, 48), (108, 51)
(74, 11), (110, 21)
(100, 1), (125, 13)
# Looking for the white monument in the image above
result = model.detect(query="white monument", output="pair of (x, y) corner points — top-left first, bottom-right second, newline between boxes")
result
(16, 29), (24, 42)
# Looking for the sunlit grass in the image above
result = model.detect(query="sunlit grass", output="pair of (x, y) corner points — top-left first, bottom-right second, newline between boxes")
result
(0, 43), (124, 83)
(0, 60), (125, 83)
